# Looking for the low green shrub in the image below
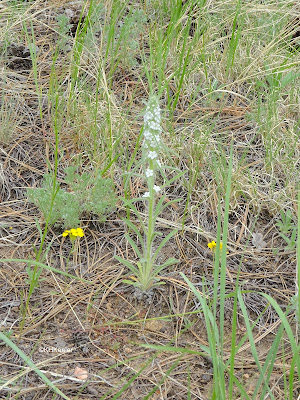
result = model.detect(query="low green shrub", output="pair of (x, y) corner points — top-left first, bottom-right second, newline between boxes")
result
(27, 166), (117, 228)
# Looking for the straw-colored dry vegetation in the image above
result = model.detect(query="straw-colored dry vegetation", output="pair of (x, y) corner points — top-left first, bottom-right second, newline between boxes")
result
(0, 0), (299, 399)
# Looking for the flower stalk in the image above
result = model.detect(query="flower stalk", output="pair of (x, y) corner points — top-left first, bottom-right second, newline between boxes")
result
(116, 94), (180, 291)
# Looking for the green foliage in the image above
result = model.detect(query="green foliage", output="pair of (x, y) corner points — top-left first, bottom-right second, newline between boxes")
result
(56, 14), (71, 51)
(83, 2), (104, 51)
(76, 2), (146, 69)
(0, 88), (19, 144)
(290, 294), (299, 324)
(279, 229), (297, 252)
(276, 209), (295, 235)
(276, 209), (297, 251)
(0, 329), (13, 345)
(27, 166), (117, 228)
(115, 9), (147, 68)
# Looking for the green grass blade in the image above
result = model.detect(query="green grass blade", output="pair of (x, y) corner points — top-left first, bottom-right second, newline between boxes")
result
(258, 325), (285, 400)
(0, 259), (93, 284)
(259, 293), (300, 374)
(108, 357), (153, 400)
(180, 273), (226, 398)
(297, 188), (300, 330)
(143, 357), (182, 400)
(0, 332), (69, 399)
(238, 290), (275, 400)
(228, 275), (239, 398)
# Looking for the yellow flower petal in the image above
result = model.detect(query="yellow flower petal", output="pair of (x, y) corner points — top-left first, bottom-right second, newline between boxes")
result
(208, 241), (218, 251)
(62, 230), (70, 237)
(70, 229), (78, 236)
(77, 228), (84, 237)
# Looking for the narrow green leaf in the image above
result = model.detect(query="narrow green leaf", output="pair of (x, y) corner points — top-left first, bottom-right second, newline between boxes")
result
(152, 230), (178, 263)
(180, 273), (223, 396)
(289, 354), (297, 400)
(121, 199), (147, 231)
(143, 358), (182, 400)
(153, 198), (181, 220)
(281, 71), (300, 88)
(0, 332), (69, 399)
(0, 259), (93, 284)
(259, 292), (300, 374)
(123, 218), (144, 245)
(108, 358), (153, 400)
(257, 325), (284, 400)
(125, 234), (142, 259)
(238, 290), (275, 399)
(122, 279), (140, 287)
(153, 257), (179, 275)
(139, 343), (201, 355)
(114, 255), (139, 275)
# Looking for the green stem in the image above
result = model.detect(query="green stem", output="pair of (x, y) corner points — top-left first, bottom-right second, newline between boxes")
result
(145, 159), (155, 290)
(65, 240), (76, 276)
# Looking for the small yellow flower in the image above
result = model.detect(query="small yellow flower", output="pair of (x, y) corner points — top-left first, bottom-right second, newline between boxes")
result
(207, 241), (222, 251)
(62, 228), (84, 240)
(207, 241), (216, 250)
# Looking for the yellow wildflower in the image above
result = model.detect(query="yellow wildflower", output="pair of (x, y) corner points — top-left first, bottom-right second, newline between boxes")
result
(62, 228), (84, 240)
(207, 241), (216, 250)
(207, 241), (222, 251)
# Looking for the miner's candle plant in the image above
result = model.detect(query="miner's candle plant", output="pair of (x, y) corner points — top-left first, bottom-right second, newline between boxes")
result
(116, 95), (180, 291)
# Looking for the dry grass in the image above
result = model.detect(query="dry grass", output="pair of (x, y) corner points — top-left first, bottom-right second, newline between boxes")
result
(0, 0), (299, 398)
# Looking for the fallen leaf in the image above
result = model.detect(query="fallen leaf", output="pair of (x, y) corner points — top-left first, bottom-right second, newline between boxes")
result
(73, 366), (88, 380)
(252, 232), (266, 249)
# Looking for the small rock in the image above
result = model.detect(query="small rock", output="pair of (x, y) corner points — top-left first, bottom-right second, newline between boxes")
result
(144, 319), (169, 333)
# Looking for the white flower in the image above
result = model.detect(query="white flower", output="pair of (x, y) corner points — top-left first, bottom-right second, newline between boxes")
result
(143, 96), (161, 146)
(145, 168), (153, 177)
(142, 192), (150, 198)
(148, 151), (157, 159)
(148, 121), (161, 131)
(153, 185), (161, 193)
(143, 129), (152, 140)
